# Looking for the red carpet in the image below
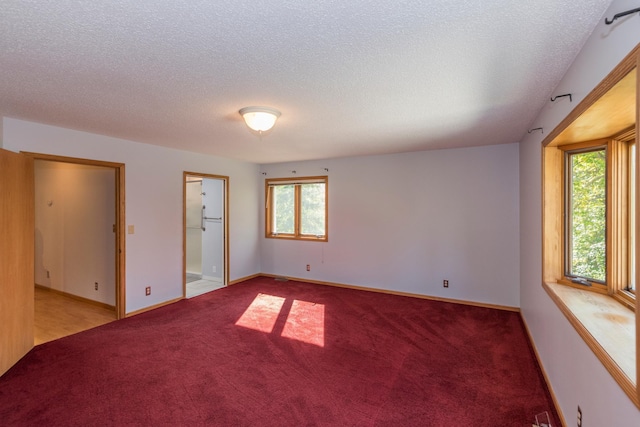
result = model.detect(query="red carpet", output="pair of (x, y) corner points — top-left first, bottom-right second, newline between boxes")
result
(0, 277), (559, 426)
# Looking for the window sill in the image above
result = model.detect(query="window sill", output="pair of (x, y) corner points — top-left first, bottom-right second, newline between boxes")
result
(543, 281), (638, 406)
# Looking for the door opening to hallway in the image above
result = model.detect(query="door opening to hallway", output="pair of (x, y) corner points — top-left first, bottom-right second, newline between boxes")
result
(33, 156), (124, 343)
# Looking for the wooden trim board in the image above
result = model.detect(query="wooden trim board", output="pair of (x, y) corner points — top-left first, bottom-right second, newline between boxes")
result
(520, 315), (567, 427)
(228, 274), (262, 285)
(246, 274), (521, 312)
(125, 297), (184, 317)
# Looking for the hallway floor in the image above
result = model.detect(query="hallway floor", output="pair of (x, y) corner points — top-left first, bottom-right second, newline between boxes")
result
(35, 287), (117, 345)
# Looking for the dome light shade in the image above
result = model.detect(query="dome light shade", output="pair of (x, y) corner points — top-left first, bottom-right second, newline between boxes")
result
(239, 106), (281, 133)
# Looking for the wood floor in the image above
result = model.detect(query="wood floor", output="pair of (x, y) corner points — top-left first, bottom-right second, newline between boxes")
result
(34, 288), (117, 345)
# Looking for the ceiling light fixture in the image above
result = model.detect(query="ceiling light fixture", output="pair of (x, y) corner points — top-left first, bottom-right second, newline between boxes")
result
(239, 106), (281, 133)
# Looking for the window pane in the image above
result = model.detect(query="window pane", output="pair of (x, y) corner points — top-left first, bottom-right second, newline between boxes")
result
(300, 183), (326, 236)
(567, 149), (606, 282)
(272, 185), (295, 234)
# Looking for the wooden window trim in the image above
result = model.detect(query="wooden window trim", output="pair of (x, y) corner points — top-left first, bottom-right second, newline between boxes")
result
(558, 140), (609, 289)
(265, 176), (328, 242)
(557, 138), (635, 295)
(615, 289), (637, 310)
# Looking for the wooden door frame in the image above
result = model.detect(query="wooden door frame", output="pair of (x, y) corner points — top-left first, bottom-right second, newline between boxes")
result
(183, 172), (229, 297)
(22, 152), (126, 319)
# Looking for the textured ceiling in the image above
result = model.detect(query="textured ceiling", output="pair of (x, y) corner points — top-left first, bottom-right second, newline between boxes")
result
(0, 1), (613, 164)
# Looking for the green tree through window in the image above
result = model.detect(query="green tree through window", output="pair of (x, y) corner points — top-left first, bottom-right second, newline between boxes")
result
(273, 185), (294, 234)
(301, 183), (325, 236)
(567, 149), (606, 282)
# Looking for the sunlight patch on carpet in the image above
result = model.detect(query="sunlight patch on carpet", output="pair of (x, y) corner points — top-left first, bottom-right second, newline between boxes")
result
(282, 300), (325, 347)
(235, 294), (325, 347)
(235, 293), (285, 333)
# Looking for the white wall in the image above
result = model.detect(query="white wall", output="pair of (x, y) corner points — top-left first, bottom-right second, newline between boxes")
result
(202, 178), (224, 281)
(520, 0), (640, 424)
(185, 180), (203, 275)
(35, 161), (116, 305)
(3, 117), (261, 313)
(260, 143), (520, 308)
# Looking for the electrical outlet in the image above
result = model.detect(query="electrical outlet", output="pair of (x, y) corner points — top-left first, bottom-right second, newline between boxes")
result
(145, 286), (151, 296)
(577, 406), (582, 427)
(443, 280), (449, 288)
(94, 282), (99, 291)
(46, 270), (50, 279)
(212, 265), (216, 273)
(306, 264), (310, 271)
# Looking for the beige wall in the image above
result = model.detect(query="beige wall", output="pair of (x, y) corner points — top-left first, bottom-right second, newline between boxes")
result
(35, 160), (116, 305)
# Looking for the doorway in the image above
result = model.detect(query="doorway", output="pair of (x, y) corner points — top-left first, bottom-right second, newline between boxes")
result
(26, 152), (126, 325)
(184, 172), (229, 298)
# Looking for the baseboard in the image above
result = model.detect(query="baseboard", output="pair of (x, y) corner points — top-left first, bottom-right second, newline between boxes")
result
(228, 273), (261, 285)
(257, 274), (520, 312)
(520, 314), (566, 427)
(35, 284), (115, 311)
(125, 297), (184, 318)
(202, 275), (222, 283)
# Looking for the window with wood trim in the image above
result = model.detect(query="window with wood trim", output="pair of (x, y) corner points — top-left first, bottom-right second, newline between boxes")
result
(542, 50), (639, 407)
(265, 176), (328, 241)
(564, 144), (607, 284)
(553, 135), (636, 306)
